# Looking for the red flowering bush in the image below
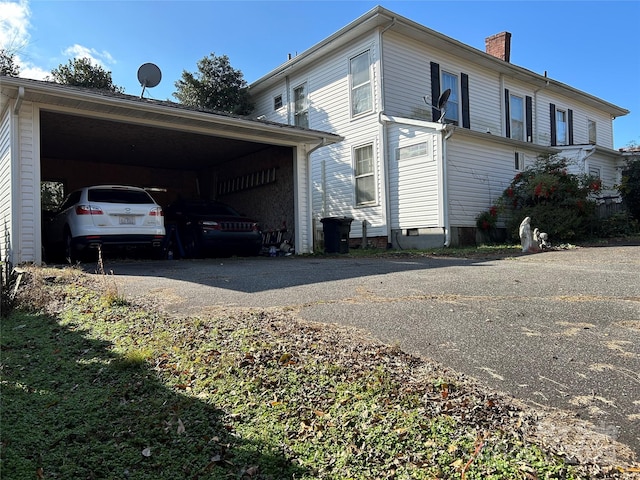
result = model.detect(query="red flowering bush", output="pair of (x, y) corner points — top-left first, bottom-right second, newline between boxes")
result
(494, 155), (602, 242)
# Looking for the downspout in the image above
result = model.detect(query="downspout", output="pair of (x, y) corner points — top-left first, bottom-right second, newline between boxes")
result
(441, 125), (454, 247)
(13, 86), (25, 114)
(378, 17), (396, 247)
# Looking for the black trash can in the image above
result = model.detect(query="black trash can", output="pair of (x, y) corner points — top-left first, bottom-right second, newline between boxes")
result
(321, 217), (353, 254)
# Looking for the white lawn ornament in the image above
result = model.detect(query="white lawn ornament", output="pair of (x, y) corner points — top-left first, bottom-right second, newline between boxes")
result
(519, 217), (535, 252)
(533, 228), (550, 250)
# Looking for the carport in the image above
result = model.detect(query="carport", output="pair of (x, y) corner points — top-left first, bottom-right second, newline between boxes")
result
(0, 77), (342, 265)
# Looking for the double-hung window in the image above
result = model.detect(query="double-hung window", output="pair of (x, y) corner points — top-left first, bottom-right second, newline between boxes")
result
(350, 51), (373, 117)
(441, 71), (459, 124)
(354, 144), (375, 206)
(509, 94), (525, 141)
(294, 83), (309, 128)
(555, 109), (567, 145)
(588, 120), (597, 144)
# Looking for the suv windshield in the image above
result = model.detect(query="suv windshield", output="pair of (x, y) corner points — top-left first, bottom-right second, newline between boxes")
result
(88, 189), (154, 204)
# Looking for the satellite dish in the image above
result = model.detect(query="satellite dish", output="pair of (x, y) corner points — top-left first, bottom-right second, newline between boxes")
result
(437, 88), (451, 110)
(137, 63), (162, 98)
(423, 88), (452, 123)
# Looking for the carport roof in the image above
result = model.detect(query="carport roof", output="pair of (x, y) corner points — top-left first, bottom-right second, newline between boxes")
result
(1, 76), (343, 169)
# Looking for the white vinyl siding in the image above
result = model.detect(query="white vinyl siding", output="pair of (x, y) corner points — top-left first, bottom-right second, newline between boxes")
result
(536, 91), (614, 148)
(17, 102), (39, 263)
(0, 108), (12, 264)
(447, 136), (537, 227)
(381, 30), (502, 136)
(388, 128), (440, 229)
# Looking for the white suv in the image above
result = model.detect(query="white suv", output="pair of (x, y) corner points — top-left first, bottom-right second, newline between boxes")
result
(44, 185), (165, 262)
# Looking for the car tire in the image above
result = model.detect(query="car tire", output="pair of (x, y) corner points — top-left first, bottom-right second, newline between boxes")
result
(64, 230), (78, 264)
(181, 228), (202, 259)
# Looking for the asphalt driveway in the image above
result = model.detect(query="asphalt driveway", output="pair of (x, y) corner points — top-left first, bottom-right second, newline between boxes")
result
(105, 245), (640, 455)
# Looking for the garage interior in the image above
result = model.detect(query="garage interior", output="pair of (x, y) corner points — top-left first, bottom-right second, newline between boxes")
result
(39, 110), (297, 254)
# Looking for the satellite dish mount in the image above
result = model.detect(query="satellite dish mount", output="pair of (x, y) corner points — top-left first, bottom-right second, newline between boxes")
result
(423, 88), (451, 123)
(137, 63), (162, 98)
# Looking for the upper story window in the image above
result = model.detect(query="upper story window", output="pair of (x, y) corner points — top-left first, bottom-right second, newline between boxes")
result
(556, 109), (568, 146)
(350, 51), (373, 117)
(274, 94), (283, 111)
(294, 83), (308, 128)
(354, 144), (376, 206)
(509, 94), (525, 141)
(441, 71), (459, 124)
(588, 119), (597, 144)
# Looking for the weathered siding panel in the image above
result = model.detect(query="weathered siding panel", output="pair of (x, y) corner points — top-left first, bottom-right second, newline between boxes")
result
(0, 107), (12, 264)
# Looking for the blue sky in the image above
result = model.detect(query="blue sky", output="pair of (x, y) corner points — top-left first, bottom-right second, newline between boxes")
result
(2, 0), (638, 148)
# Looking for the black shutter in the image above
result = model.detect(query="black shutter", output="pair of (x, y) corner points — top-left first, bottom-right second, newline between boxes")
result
(525, 96), (533, 142)
(461, 73), (470, 129)
(550, 103), (557, 146)
(568, 109), (574, 145)
(504, 89), (511, 138)
(430, 62), (440, 122)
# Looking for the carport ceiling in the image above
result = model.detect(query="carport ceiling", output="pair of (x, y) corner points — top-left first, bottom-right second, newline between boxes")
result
(40, 111), (274, 171)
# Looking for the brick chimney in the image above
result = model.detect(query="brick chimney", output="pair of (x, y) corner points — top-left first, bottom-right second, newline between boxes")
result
(485, 32), (511, 62)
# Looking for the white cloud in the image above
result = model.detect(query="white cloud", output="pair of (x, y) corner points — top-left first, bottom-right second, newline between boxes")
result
(0, 0), (30, 51)
(63, 44), (116, 68)
(20, 64), (49, 80)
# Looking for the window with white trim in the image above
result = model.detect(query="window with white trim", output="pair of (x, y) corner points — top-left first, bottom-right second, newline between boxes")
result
(555, 109), (567, 145)
(354, 144), (375, 205)
(441, 71), (459, 124)
(588, 119), (596, 144)
(589, 166), (601, 179)
(294, 83), (308, 128)
(514, 152), (525, 171)
(350, 51), (373, 117)
(397, 142), (428, 161)
(509, 94), (525, 141)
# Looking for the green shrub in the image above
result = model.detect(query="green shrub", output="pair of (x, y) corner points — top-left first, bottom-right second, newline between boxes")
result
(618, 155), (640, 222)
(477, 155), (603, 243)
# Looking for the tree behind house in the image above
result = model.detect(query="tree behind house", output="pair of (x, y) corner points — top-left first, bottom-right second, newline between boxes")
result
(0, 49), (20, 77)
(173, 53), (253, 115)
(49, 58), (123, 93)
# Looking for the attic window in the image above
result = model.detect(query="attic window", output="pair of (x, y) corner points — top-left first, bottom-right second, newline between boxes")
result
(274, 94), (283, 110)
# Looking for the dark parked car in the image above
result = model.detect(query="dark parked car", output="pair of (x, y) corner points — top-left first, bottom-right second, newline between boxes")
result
(164, 199), (263, 258)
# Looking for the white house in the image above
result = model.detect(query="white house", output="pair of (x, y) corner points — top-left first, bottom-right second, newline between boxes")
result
(249, 6), (629, 248)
